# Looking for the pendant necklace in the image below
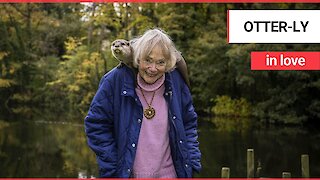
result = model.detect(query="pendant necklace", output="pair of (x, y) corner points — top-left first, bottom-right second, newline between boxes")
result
(139, 86), (156, 119)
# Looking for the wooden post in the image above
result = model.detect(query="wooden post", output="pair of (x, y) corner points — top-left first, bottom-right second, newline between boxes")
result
(256, 167), (262, 178)
(301, 154), (310, 178)
(247, 149), (254, 178)
(282, 172), (291, 178)
(221, 167), (230, 178)
(78, 170), (87, 179)
(256, 160), (262, 178)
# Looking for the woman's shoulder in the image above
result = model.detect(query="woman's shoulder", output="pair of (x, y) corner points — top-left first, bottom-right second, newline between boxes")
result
(96, 66), (134, 92)
(100, 66), (132, 83)
(167, 69), (184, 83)
(166, 69), (186, 90)
(103, 66), (125, 79)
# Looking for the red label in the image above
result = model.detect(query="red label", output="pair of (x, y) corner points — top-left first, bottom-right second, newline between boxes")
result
(251, 52), (320, 70)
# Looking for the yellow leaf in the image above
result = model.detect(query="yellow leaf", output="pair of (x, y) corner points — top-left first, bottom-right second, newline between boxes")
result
(0, 52), (8, 61)
(0, 79), (16, 88)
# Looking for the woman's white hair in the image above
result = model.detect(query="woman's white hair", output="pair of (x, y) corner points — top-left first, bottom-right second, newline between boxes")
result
(131, 28), (177, 72)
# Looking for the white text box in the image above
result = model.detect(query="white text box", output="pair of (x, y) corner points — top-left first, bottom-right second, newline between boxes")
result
(228, 10), (320, 43)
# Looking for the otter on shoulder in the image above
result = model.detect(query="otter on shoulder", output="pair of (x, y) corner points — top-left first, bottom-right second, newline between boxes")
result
(111, 39), (134, 68)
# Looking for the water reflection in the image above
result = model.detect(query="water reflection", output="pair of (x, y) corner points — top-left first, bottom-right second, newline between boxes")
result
(211, 116), (252, 133)
(0, 120), (98, 178)
(0, 116), (320, 178)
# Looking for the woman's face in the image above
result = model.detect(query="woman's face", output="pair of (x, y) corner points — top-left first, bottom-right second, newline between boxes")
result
(138, 44), (167, 84)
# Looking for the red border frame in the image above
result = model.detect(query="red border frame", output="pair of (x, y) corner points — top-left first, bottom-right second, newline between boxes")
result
(0, 0), (320, 2)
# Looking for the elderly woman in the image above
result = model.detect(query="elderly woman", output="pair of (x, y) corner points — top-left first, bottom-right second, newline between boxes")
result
(84, 28), (201, 178)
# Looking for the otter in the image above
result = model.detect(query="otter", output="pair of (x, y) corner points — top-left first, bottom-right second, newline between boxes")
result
(111, 39), (134, 68)
(111, 39), (190, 89)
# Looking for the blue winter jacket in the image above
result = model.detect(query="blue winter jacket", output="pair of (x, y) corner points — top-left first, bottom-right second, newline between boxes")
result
(84, 65), (201, 178)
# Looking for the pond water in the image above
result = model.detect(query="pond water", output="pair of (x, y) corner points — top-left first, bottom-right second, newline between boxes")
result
(197, 118), (320, 178)
(0, 116), (319, 178)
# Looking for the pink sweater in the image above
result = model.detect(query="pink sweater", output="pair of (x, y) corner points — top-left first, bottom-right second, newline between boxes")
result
(133, 74), (177, 178)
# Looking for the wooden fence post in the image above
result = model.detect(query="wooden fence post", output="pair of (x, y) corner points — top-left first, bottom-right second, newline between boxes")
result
(221, 167), (230, 178)
(301, 154), (310, 178)
(247, 149), (254, 178)
(282, 172), (291, 178)
(256, 160), (263, 178)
